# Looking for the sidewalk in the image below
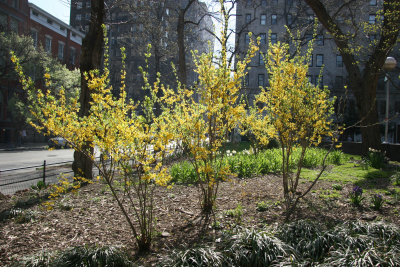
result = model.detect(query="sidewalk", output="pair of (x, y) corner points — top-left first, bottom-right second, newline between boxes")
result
(0, 143), (48, 152)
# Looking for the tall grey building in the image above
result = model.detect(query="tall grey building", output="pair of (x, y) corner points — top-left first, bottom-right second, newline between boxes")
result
(235, 0), (400, 143)
(70, 0), (214, 101)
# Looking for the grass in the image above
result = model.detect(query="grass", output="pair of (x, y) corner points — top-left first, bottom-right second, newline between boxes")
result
(300, 158), (394, 185)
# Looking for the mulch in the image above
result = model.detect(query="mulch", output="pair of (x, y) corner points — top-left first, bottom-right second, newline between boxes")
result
(1, 174), (399, 266)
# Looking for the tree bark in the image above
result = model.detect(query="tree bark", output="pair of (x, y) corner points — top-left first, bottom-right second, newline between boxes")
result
(72, 0), (105, 179)
(177, 9), (187, 86)
(304, 0), (400, 154)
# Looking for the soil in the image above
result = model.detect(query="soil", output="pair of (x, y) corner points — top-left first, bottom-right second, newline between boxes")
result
(1, 173), (399, 266)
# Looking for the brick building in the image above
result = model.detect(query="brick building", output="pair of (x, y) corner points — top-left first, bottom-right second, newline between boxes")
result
(235, 0), (400, 143)
(0, 0), (84, 145)
(29, 3), (84, 70)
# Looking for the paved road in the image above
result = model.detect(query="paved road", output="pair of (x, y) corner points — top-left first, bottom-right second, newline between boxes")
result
(0, 148), (75, 171)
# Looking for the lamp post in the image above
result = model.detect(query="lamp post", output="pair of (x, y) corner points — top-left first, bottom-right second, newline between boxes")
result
(383, 57), (397, 143)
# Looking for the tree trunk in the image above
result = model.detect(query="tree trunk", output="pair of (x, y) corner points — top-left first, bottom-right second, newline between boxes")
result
(177, 10), (187, 86)
(353, 76), (381, 154)
(72, 0), (105, 179)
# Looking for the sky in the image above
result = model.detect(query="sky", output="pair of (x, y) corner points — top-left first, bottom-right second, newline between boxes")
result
(29, 0), (71, 24)
(27, 0), (234, 55)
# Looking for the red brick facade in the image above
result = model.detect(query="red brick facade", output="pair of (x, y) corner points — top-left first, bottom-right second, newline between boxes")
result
(0, 0), (83, 145)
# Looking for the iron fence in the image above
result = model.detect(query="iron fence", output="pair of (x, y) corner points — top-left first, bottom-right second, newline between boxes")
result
(0, 160), (74, 195)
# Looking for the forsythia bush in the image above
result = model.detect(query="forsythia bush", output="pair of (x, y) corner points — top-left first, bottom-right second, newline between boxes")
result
(161, 0), (258, 213)
(11, 27), (173, 251)
(250, 41), (337, 219)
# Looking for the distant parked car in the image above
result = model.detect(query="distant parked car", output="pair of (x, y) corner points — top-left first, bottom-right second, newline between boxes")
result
(48, 137), (69, 148)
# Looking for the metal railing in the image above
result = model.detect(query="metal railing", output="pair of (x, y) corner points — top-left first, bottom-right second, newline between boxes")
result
(0, 160), (74, 195)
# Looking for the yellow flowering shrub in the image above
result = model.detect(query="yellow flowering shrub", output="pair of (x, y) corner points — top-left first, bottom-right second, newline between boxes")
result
(250, 41), (338, 219)
(11, 27), (173, 252)
(161, 0), (258, 213)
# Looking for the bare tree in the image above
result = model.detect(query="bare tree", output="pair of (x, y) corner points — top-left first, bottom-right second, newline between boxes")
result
(304, 0), (400, 153)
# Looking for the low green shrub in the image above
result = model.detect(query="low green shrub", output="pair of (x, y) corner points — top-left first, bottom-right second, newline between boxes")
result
(163, 247), (226, 267)
(363, 148), (387, 169)
(169, 147), (347, 183)
(226, 228), (294, 267)
(24, 245), (134, 267)
(169, 161), (197, 184)
(371, 194), (384, 210)
(162, 221), (400, 266)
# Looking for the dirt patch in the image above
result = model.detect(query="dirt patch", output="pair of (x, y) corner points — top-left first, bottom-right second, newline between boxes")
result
(1, 175), (399, 265)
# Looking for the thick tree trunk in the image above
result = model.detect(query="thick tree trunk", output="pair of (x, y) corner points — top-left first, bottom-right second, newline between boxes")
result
(72, 0), (105, 179)
(352, 75), (381, 154)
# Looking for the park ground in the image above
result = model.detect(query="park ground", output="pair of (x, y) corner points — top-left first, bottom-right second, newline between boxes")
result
(0, 149), (400, 265)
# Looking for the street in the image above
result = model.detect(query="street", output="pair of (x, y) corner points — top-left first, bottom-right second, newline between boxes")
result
(0, 148), (75, 171)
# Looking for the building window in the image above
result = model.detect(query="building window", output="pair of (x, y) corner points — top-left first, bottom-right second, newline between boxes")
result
(166, 8), (169, 15)
(271, 14), (277, 25)
(286, 0), (293, 6)
(45, 36), (52, 53)
(308, 15), (314, 23)
(76, 14), (81, 21)
(259, 53), (264, 65)
(245, 14), (251, 24)
(12, 0), (19, 9)
(336, 55), (343, 67)
(271, 33), (277, 44)
(246, 0), (252, 6)
(260, 14), (266, 25)
(85, 13), (90, 20)
(287, 14), (292, 25)
(316, 34), (324, 46)
(272, 0), (278, 3)
(77, 1), (82, 9)
(86, 1), (91, 8)
(369, 14), (376, 24)
(261, 0), (267, 6)
(258, 74), (265, 87)
(316, 54), (324, 67)
(69, 47), (76, 65)
(308, 54), (313, 67)
(245, 33), (250, 45)
(31, 29), (38, 48)
(260, 33), (266, 44)
(369, 0), (377, 6)
(58, 42), (65, 60)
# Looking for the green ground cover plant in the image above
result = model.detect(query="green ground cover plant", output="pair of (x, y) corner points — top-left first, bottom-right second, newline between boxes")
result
(163, 220), (400, 266)
(169, 147), (347, 183)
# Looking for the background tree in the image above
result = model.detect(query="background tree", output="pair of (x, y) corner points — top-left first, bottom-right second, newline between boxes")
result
(0, 32), (80, 137)
(175, 0), (211, 87)
(304, 0), (400, 153)
(72, 0), (105, 179)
